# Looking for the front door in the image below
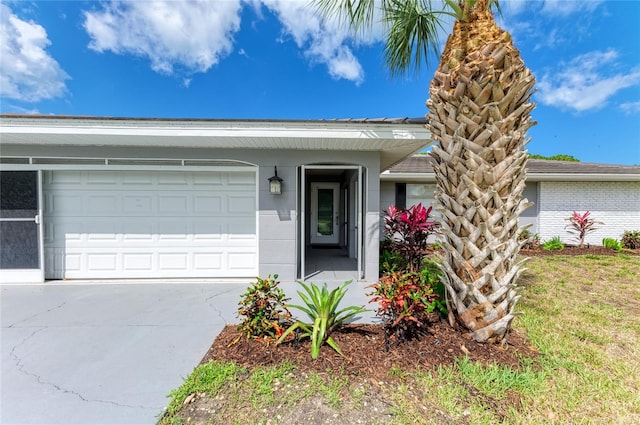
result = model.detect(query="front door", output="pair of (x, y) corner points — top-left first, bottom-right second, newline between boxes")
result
(0, 171), (43, 283)
(310, 182), (340, 245)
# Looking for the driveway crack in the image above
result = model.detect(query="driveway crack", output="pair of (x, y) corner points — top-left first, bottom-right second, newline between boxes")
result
(204, 287), (239, 325)
(5, 301), (68, 328)
(9, 327), (148, 410)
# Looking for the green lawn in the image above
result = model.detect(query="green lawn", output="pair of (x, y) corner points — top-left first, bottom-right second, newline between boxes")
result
(159, 254), (640, 425)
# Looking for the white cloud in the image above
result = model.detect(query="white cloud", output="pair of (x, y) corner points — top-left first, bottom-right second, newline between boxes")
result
(537, 50), (640, 112)
(83, 0), (242, 75)
(81, 0), (370, 83)
(620, 101), (640, 115)
(260, 0), (372, 84)
(0, 4), (69, 102)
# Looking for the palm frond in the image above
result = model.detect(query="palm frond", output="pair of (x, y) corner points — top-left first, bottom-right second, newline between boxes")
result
(383, 0), (445, 76)
(312, 0), (380, 38)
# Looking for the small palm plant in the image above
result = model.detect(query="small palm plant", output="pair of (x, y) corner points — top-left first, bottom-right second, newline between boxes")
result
(276, 280), (368, 359)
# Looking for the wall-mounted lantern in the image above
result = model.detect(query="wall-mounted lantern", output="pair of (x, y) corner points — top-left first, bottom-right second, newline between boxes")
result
(268, 166), (283, 195)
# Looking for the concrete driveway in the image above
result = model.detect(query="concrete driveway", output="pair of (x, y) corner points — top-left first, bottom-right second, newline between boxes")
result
(1, 282), (245, 425)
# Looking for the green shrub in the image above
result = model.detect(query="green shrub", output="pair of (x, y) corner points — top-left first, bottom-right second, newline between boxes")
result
(519, 229), (540, 249)
(621, 230), (640, 249)
(602, 238), (622, 251)
(277, 280), (368, 359)
(542, 236), (564, 251)
(379, 245), (408, 275)
(237, 274), (292, 340)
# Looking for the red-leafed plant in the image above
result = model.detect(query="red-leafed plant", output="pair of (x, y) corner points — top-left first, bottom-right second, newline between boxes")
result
(367, 266), (446, 349)
(383, 203), (439, 272)
(565, 211), (604, 248)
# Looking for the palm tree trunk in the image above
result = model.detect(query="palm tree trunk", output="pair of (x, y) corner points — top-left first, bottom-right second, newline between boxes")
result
(427, 2), (536, 343)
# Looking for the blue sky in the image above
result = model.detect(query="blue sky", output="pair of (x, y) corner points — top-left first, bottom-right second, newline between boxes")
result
(1, 0), (639, 165)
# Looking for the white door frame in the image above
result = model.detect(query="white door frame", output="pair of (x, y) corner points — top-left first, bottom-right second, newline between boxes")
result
(0, 170), (44, 283)
(299, 165), (365, 280)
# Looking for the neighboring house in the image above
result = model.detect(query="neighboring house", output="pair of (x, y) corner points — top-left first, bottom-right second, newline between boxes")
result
(0, 115), (431, 284)
(1, 115), (638, 284)
(381, 155), (640, 246)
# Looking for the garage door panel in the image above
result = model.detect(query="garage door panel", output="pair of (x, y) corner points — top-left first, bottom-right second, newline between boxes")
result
(123, 254), (153, 271)
(194, 196), (222, 213)
(158, 173), (188, 185)
(194, 173), (222, 185)
(157, 224), (188, 239)
(229, 253), (258, 270)
(86, 222), (118, 240)
(228, 172), (255, 185)
(122, 196), (153, 214)
(87, 195), (119, 213)
(122, 173), (153, 185)
(158, 195), (189, 214)
(47, 171), (82, 184)
(44, 170), (257, 279)
(49, 194), (82, 214)
(193, 222), (223, 240)
(158, 253), (188, 271)
(194, 253), (222, 271)
(86, 172), (118, 184)
(87, 254), (117, 271)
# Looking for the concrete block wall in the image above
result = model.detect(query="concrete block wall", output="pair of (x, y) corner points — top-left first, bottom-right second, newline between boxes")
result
(538, 181), (640, 245)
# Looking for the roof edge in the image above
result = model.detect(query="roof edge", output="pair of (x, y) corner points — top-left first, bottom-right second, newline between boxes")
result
(0, 114), (427, 126)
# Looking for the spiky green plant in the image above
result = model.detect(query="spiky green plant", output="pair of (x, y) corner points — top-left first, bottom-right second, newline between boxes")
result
(276, 280), (368, 359)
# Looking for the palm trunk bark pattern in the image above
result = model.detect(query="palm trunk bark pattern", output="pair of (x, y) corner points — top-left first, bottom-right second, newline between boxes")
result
(427, 2), (536, 343)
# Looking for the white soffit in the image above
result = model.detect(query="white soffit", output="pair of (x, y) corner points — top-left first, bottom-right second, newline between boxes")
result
(0, 116), (432, 169)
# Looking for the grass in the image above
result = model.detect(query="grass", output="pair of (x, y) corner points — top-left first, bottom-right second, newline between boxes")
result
(159, 254), (640, 425)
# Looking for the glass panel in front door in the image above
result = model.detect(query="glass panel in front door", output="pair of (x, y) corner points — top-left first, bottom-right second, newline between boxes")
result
(0, 171), (40, 269)
(317, 188), (334, 236)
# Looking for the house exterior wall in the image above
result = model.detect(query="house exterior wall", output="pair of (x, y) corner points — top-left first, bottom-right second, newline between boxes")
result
(1, 143), (381, 282)
(538, 181), (640, 245)
(378, 179), (640, 246)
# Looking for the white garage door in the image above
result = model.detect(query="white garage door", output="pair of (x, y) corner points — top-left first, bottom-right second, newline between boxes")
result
(44, 170), (257, 279)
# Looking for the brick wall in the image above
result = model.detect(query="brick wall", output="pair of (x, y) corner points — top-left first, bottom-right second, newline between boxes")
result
(538, 181), (640, 245)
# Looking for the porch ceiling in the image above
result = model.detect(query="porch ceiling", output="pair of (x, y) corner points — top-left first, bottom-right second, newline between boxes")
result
(0, 115), (433, 170)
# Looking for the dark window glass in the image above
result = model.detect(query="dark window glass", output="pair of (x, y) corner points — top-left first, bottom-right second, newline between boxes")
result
(0, 171), (37, 218)
(0, 221), (39, 269)
(395, 183), (406, 210)
(0, 171), (39, 269)
(317, 189), (334, 236)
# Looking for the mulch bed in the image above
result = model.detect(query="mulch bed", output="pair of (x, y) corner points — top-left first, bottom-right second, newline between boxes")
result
(200, 245), (635, 377)
(202, 318), (537, 380)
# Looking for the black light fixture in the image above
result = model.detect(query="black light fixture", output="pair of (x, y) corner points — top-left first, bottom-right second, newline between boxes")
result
(268, 166), (283, 195)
